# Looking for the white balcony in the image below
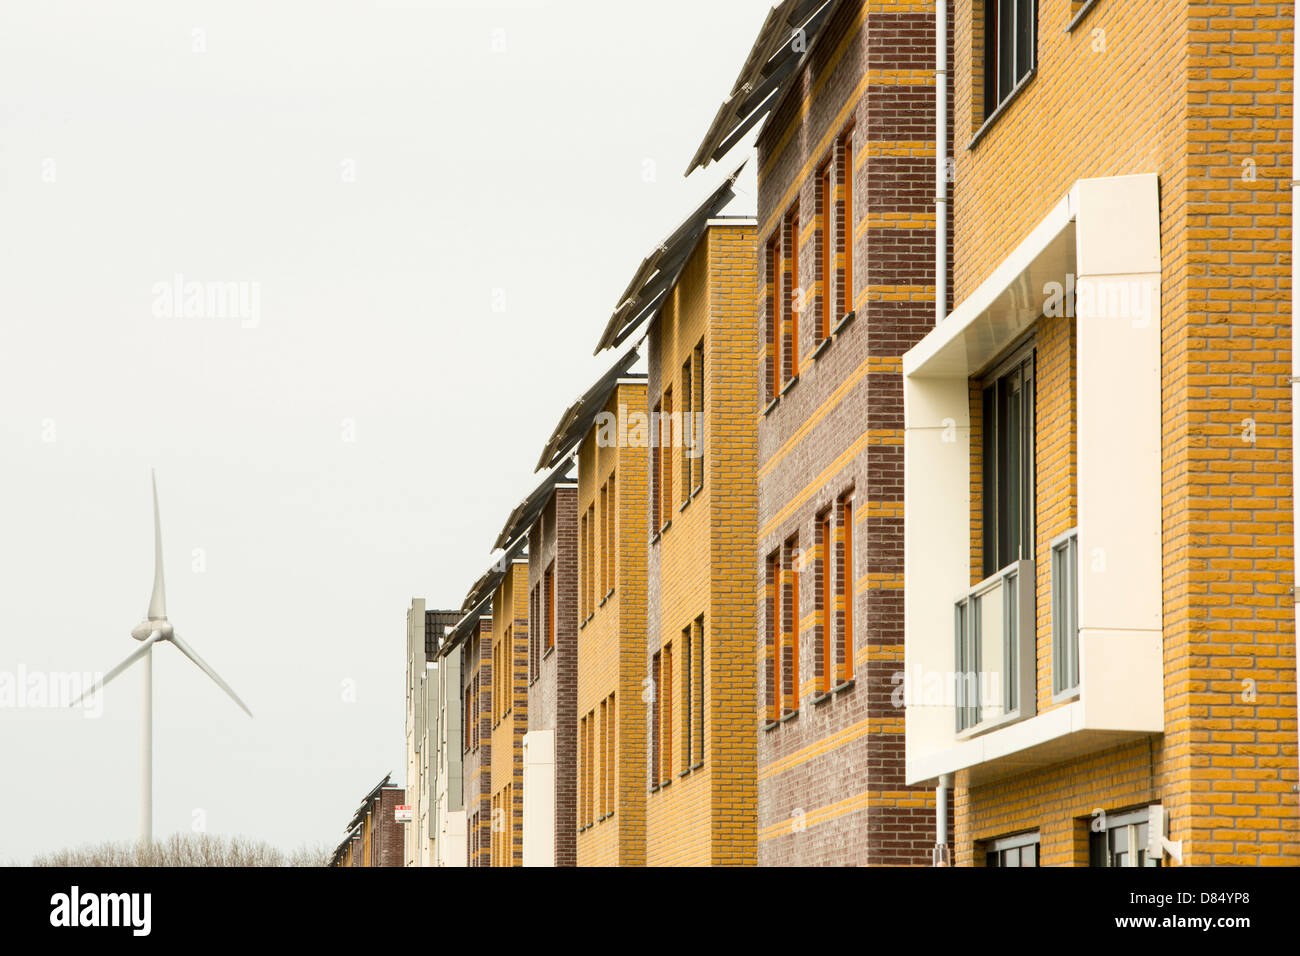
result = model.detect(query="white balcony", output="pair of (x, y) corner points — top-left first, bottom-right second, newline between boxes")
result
(903, 174), (1166, 788)
(953, 560), (1036, 736)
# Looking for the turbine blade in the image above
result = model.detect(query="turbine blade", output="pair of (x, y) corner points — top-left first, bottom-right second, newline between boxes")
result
(147, 470), (166, 619)
(69, 630), (161, 707)
(168, 633), (253, 718)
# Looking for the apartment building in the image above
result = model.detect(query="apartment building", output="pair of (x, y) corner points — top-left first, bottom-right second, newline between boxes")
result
(404, 600), (460, 867)
(691, 0), (944, 866)
(493, 462), (579, 866)
(329, 773), (405, 868)
(429, 614), (468, 867)
(486, 548), (530, 867)
(902, 0), (1297, 865)
(537, 348), (649, 865)
(444, 569), (498, 867)
(596, 173), (760, 865)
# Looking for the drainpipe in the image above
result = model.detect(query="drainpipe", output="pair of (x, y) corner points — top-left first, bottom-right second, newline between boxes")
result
(935, 0), (948, 326)
(934, 773), (952, 866)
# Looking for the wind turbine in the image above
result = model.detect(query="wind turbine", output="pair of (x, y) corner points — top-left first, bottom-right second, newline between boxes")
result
(74, 471), (253, 844)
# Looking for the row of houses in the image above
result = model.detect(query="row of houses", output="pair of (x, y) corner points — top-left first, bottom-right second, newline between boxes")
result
(394, 0), (1298, 866)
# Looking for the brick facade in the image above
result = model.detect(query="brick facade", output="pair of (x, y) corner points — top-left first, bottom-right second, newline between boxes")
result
(576, 381), (650, 866)
(644, 221), (760, 866)
(462, 617), (492, 867)
(943, 0), (1296, 866)
(756, 0), (945, 866)
(527, 486), (579, 866)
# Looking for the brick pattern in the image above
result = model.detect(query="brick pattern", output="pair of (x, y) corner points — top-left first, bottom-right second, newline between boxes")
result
(577, 381), (650, 866)
(645, 222), (759, 866)
(755, 0), (944, 866)
(949, 0), (1296, 866)
(463, 618), (492, 867)
(527, 486), (579, 866)
(488, 564), (529, 866)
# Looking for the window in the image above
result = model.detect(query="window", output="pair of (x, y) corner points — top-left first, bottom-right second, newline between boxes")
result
(780, 536), (800, 717)
(578, 713), (587, 829)
(782, 205), (800, 388)
(835, 126), (853, 322)
(982, 0), (1037, 121)
(464, 683), (472, 752)
(529, 585), (539, 681)
(650, 650), (662, 786)
(651, 399), (662, 532)
(607, 473), (616, 593)
(599, 483), (609, 594)
(765, 551), (780, 724)
(815, 159), (832, 344)
(765, 203), (803, 405)
(985, 831), (1039, 867)
(681, 358), (693, 505)
(598, 696), (608, 818)
(981, 349), (1035, 578)
(1052, 528), (1079, 695)
(604, 693), (615, 816)
(494, 625), (513, 723)
(691, 341), (704, 492)
(954, 595), (979, 732)
(660, 387), (673, 528)
(599, 478), (613, 598)
(764, 237), (779, 404)
(660, 642), (673, 785)
(1090, 807), (1162, 868)
(691, 616), (704, 766)
(579, 510), (589, 619)
(682, 622), (693, 768)
(815, 509), (832, 695)
(585, 711), (596, 828)
(544, 561), (555, 652)
(493, 636), (501, 723)
(837, 492), (855, 685)
(585, 503), (595, 612)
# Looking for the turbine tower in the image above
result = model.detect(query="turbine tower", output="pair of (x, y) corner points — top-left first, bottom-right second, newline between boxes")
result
(75, 471), (253, 844)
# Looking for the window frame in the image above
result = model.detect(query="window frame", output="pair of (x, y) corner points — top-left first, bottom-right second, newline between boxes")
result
(691, 341), (704, 493)
(815, 508), (833, 697)
(985, 829), (1040, 867)
(837, 491), (855, 686)
(1051, 527), (1080, 699)
(1090, 806), (1162, 868)
(980, 344), (1036, 579)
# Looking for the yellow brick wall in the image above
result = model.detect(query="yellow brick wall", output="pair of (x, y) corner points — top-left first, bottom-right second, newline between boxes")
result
(950, 0), (1295, 865)
(645, 222), (759, 866)
(576, 381), (649, 866)
(490, 561), (528, 866)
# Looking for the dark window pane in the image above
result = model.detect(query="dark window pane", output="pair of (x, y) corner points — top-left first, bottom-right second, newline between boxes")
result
(1015, 0), (1034, 83)
(1089, 830), (1107, 867)
(998, 0), (1015, 101)
(1019, 363), (1035, 560)
(984, 0), (1000, 118)
(982, 384), (997, 577)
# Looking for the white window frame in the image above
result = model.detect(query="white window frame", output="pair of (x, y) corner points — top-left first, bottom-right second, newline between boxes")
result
(1051, 527), (1080, 700)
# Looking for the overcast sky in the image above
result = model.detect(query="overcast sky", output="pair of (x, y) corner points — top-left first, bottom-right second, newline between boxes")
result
(0, 0), (762, 863)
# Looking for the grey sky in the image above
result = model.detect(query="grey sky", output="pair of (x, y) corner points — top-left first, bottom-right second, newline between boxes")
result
(0, 0), (764, 862)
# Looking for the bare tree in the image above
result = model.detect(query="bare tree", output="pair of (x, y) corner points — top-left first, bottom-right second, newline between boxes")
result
(32, 833), (328, 867)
